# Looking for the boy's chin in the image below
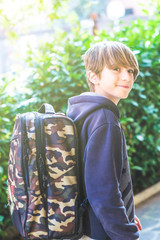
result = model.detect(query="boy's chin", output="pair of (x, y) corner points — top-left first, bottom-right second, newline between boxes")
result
(121, 94), (129, 100)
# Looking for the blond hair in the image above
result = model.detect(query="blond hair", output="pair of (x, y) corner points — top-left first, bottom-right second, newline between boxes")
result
(83, 41), (139, 92)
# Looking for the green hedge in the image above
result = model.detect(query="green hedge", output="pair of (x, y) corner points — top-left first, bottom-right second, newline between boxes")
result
(0, 76), (19, 237)
(27, 19), (160, 193)
(0, 76), (37, 237)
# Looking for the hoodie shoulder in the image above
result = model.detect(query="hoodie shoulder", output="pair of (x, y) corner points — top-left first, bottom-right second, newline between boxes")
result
(67, 92), (120, 116)
(84, 107), (121, 137)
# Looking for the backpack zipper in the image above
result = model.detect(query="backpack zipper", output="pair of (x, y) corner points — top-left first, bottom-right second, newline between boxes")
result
(21, 116), (30, 189)
(35, 114), (47, 198)
(35, 113), (49, 221)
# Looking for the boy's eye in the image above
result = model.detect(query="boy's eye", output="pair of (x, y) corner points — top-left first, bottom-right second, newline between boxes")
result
(128, 69), (134, 74)
(113, 68), (120, 71)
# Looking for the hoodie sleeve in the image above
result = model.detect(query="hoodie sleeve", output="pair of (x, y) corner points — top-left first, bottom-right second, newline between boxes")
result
(84, 123), (139, 240)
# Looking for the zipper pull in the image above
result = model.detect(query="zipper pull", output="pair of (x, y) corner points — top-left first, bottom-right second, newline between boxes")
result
(23, 154), (30, 187)
(39, 154), (47, 187)
(39, 154), (43, 167)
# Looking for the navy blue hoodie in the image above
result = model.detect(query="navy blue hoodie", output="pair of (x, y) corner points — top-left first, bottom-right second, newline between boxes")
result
(67, 92), (139, 240)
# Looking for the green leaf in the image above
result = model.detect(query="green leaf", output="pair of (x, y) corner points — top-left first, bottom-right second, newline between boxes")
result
(141, 59), (152, 67)
(120, 118), (134, 124)
(139, 93), (146, 99)
(131, 101), (139, 107)
(136, 134), (145, 141)
(142, 9), (149, 15)
(0, 215), (4, 223)
(1, 118), (10, 122)
(132, 166), (143, 171)
(0, 167), (4, 174)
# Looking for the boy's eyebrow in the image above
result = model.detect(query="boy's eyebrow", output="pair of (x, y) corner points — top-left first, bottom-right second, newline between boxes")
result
(126, 66), (135, 70)
(108, 64), (121, 69)
(108, 64), (135, 70)
(107, 63), (118, 67)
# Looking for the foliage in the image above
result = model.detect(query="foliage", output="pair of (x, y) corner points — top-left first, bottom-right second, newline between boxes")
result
(0, 75), (36, 238)
(0, 162), (10, 238)
(0, 76), (17, 237)
(26, 28), (93, 112)
(27, 17), (160, 194)
(0, 0), (70, 40)
(0, 75), (36, 160)
(105, 16), (160, 192)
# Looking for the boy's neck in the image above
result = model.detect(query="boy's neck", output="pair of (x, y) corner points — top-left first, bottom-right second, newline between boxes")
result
(93, 89), (119, 105)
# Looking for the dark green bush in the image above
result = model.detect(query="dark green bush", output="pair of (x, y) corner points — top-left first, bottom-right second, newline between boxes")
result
(106, 17), (160, 192)
(0, 75), (37, 238)
(27, 18), (160, 193)
(26, 29), (93, 112)
(0, 76), (18, 237)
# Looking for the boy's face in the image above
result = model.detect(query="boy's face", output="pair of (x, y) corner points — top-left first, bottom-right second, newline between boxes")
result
(93, 66), (135, 105)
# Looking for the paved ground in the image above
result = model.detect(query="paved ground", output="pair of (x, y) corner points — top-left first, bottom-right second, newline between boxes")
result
(136, 193), (160, 240)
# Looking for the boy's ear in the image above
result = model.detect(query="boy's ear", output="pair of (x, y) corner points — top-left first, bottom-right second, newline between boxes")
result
(88, 71), (100, 85)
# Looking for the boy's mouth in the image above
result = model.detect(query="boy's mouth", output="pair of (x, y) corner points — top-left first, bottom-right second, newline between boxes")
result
(117, 85), (130, 89)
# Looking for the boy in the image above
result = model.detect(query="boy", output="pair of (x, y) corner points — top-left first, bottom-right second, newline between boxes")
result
(67, 41), (142, 240)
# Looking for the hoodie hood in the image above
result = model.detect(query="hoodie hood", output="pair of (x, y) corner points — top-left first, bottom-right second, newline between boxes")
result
(67, 92), (120, 123)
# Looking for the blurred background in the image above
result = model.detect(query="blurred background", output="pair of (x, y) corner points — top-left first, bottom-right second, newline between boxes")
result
(0, 0), (160, 239)
(0, 0), (153, 75)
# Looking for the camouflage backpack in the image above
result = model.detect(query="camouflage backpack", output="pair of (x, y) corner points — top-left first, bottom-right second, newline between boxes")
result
(8, 103), (87, 240)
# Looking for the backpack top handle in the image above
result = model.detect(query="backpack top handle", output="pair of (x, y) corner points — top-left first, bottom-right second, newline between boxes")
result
(38, 103), (55, 114)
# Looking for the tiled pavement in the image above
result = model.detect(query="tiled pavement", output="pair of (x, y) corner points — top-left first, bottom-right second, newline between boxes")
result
(136, 193), (160, 240)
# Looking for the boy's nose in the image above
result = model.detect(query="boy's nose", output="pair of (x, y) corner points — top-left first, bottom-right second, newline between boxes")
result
(121, 69), (129, 80)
